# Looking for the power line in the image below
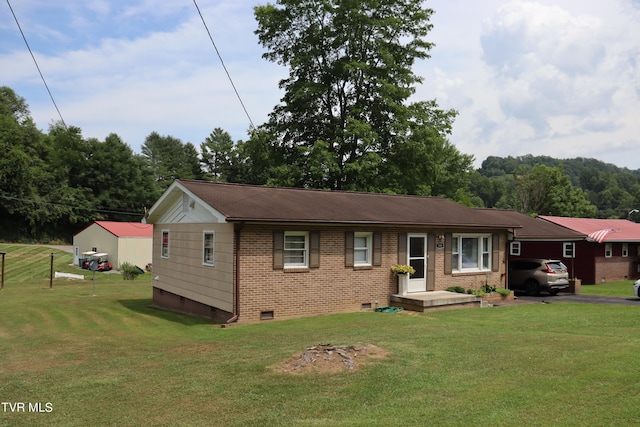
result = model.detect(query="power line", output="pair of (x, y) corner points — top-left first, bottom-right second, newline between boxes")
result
(0, 193), (143, 217)
(191, 0), (255, 131)
(6, 0), (67, 129)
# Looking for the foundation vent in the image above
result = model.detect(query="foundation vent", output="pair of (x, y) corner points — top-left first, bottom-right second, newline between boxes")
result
(260, 311), (274, 320)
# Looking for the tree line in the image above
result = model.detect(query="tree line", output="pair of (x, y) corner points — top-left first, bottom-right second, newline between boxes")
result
(2, 0), (639, 242)
(472, 155), (640, 220)
(2, 85), (639, 243)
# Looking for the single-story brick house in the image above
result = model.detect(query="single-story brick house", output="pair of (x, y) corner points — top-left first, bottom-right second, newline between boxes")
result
(538, 216), (640, 284)
(144, 180), (524, 324)
(73, 221), (153, 270)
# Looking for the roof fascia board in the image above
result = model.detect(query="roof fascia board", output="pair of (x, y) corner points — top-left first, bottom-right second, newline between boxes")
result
(146, 181), (226, 224)
(224, 219), (517, 230)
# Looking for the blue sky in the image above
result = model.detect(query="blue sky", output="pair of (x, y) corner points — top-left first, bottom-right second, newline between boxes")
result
(2, 0), (640, 170)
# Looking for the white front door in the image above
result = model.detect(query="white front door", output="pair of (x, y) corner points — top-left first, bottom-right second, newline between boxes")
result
(407, 234), (427, 292)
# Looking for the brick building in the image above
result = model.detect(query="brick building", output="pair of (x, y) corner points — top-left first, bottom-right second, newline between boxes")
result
(144, 180), (523, 324)
(538, 216), (640, 284)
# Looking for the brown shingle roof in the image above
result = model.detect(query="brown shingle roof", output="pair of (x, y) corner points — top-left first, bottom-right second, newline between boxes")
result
(475, 209), (586, 240)
(176, 180), (522, 229)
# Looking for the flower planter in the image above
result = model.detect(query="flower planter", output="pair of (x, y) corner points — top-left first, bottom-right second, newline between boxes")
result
(481, 291), (514, 303)
(397, 273), (409, 295)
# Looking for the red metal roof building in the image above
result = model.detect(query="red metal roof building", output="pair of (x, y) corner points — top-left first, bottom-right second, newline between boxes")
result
(92, 221), (153, 238)
(539, 216), (640, 243)
(73, 221), (152, 270)
(539, 216), (640, 284)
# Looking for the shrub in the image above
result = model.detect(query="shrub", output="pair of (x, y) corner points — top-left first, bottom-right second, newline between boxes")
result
(495, 288), (511, 296)
(481, 284), (497, 294)
(446, 286), (466, 294)
(120, 262), (142, 280)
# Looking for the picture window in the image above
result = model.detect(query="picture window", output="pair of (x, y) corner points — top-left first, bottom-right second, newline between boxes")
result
(452, 234), (491, 272)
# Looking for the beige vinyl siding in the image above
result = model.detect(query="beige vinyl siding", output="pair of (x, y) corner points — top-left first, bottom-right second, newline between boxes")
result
(152, 223), (234, 313)
(74, 224), (119, 264)
(117, 237), (152, 269)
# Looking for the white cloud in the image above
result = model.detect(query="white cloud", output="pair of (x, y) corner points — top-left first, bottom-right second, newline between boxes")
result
(461, 1), (640, 167)
(2, 0), (640, 170)
(480, 2), (615, 133)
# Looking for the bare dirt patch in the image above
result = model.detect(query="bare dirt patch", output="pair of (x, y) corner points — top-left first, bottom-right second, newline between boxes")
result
(275, 344), (389, 374)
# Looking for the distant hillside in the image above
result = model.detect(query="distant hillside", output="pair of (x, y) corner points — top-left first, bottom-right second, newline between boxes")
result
(478, 155), (640, 187)
(473, 155), (640, 219)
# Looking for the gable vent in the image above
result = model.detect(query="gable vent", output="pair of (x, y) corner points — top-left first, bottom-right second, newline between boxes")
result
(182, 194), (195, 212)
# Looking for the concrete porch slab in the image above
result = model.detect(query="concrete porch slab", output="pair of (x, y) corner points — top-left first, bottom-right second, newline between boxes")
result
(390, 291), (480, 312)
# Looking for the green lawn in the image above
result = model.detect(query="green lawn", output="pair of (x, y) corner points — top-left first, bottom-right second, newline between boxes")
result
(1, 245), (640, 426)
(580, 279), (637, 297)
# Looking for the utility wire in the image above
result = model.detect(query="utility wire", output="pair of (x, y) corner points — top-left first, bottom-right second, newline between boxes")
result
(6, 0), (68, 129)
(0, 193), (143, 217)
(192, 0), (255, 130)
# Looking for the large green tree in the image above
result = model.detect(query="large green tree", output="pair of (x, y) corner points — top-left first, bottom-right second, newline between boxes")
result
(83, 134), (160, 221)
(253, 0), (472, 196)
(200, 128), (236, 182)
(141, 132), (203, 189)
(0, 87), (50, 237)
(505, 165), (596, 217)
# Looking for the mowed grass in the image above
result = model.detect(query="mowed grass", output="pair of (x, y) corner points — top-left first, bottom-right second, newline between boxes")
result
(581, 279), (638, 297)
(2, 245), (640, 426)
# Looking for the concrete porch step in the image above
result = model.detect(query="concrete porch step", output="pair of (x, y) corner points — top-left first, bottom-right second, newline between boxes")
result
(390, 291), (480, 312)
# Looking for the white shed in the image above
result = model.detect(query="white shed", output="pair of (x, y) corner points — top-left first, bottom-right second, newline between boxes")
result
(73, 221), (153, 270)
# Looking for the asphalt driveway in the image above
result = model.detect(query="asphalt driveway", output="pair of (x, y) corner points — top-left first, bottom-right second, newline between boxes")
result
(516, 292), (640, 306)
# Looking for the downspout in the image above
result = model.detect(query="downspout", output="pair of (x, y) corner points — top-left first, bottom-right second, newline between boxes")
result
(226, 222), (244, 325)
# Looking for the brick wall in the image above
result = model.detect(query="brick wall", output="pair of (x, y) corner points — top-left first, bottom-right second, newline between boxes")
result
(236, 225), (508, 323)
(594, 257), (636, 283)
(237, 225), (395, 323)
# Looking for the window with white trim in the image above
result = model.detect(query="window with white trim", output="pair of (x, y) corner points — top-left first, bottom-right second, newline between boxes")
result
(284, 232), (308, 268)
(605, 243), (612, 258)
(354, 232), (372, 266)
(203, 231), (215, 266)
(161, 230), (169, 259)
(510, 241), (520, 256)
(452, 234), (491, 272)
(563, 242), (575, 258)
(622, 243), (628, 257)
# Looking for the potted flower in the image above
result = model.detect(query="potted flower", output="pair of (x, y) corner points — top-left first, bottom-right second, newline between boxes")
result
(391, 264), (415, 295)
(390, 264), (415, 275)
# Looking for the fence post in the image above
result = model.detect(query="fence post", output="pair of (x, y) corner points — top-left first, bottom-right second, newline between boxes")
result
(0, 252), (5, 290)
(49, 253), (54, 289)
